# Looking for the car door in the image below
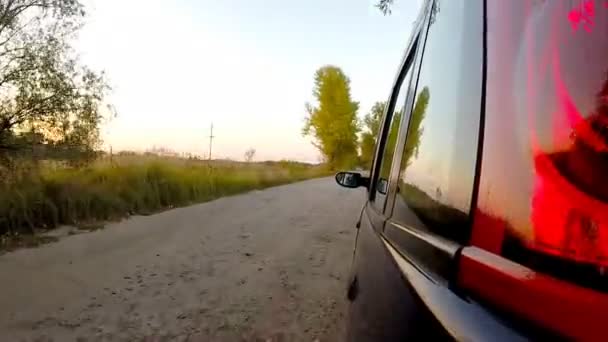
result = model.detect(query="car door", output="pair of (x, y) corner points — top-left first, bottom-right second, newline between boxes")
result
(346, 2), (450, 341)
(346, 0), (517, 341)
(376, 0), (527, 340)
(457, 1), (608, 339)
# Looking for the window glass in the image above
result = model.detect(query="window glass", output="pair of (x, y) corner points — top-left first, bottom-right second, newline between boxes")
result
(392, 0), (483, 243)
(372, 62), (413, 212)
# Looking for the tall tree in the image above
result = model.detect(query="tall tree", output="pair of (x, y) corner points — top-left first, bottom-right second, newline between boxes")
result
(360, 101), (384, 168)
(382, 108), (402, 173)
(360, 87), (429, 174)
(0, 0), (110, 156)
(303, 66), (359, 169)
(402, 87), (430, 169)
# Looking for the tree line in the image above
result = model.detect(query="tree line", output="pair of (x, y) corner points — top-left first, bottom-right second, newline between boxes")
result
(302, 65), (428, 170)
(0, 0), (410, 170)
(302, 1), (435, 170)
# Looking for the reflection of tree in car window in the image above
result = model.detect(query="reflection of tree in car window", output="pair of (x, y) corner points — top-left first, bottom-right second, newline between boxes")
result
(401, 87), (430, 172)
(379, 108), (403, 180)
(397, 86), (429, 193)
(375, 63), (413, 204)
(390, 0), (482, 243)
(396, 86), (470, 239)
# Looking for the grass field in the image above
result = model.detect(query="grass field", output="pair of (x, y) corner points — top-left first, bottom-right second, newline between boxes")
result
(0, 155), (330, 240)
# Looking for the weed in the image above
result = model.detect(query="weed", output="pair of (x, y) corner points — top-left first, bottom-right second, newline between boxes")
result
(0, 157), (330, 235)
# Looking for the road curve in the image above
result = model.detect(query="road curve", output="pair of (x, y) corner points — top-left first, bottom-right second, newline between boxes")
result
(0, 177), (364, 341)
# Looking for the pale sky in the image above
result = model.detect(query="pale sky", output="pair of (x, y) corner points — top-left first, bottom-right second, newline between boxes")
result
(77, 0), (422, 162)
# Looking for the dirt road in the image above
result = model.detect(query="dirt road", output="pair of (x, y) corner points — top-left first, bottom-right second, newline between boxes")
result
(0, 178), (364, 341)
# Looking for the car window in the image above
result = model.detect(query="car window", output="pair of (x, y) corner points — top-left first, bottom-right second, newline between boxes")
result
(390, 0), (483, 244)
(371, 56), (414, 213)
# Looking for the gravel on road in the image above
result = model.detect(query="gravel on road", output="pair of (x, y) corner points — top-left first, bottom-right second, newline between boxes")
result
(0, 177), (364, 341)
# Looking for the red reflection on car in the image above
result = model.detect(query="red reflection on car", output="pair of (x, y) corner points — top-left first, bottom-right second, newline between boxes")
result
(568, 0), (596, 32)
(528, 45), (608, 266)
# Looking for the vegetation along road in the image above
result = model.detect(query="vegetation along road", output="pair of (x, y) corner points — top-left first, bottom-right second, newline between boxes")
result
(0, 178), (364, 341)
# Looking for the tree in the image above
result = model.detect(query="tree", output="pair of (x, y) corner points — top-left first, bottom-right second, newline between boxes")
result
(359, 100), (403, 175)
(402, 87), (430, 169)
(359, 87), (429, 175)
(376, 0), (395, 15)
(376, 0), (440, 24)
(383, 108), (402, 169)
(378, 106), (404, 178)
(303, 66), (360, 169)
(0, 0), (111, 158)
(244, 148), (256, 162)
(360, 102), (385, 168)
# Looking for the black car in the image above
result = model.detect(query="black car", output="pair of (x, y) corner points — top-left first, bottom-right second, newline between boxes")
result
(336, 0), (608, 340)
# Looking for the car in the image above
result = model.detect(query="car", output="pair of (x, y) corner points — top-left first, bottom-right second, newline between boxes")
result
(335, 0), (608, 340)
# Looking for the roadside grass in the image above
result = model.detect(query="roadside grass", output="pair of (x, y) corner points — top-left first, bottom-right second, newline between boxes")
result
(0, 233), (59, 253)
(0, 156), (330, 245)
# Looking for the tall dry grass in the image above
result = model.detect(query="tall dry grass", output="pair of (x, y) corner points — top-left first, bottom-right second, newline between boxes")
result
(0, 156), (329, 235)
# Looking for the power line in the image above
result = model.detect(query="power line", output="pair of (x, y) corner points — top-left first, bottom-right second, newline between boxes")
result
(208, 123), (214, 161)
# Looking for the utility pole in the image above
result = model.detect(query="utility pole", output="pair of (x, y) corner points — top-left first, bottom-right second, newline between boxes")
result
(208, 123), (214, 161)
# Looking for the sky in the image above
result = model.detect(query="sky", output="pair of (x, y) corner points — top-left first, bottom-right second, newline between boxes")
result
(77, 0), (423, 162)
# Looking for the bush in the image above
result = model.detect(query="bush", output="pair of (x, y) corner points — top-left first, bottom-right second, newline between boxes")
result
(0, 158), (330, 235)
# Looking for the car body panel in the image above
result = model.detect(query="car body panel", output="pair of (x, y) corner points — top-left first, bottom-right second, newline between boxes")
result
(347, 0), (515, 340)
(346, 204), (449, 341)
(463, 0), (608, 339)
(347, 0), (608, 340)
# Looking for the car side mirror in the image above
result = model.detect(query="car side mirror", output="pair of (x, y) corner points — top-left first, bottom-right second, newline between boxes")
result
(335, 171), (369, 189)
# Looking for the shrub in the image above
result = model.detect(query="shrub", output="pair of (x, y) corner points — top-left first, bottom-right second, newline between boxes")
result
(0, 158), (329, 235)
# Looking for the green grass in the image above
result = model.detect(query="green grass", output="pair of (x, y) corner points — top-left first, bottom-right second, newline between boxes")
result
(0, 156), (330, 237)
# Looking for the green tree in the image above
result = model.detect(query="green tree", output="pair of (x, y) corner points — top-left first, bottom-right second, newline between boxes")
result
(360, 101), (385, 168)
(360, 87), (429, 176)
(402, 86), (430, 169)
(379, 107), (403, 178)
(384, 110), (401, 162)
(359, 101), (404, 174)
(0, 0), (111, 158)
(303, 66), (360, 169)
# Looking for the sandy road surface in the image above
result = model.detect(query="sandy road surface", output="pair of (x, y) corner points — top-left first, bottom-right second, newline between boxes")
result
(0, 178), (364, 341)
